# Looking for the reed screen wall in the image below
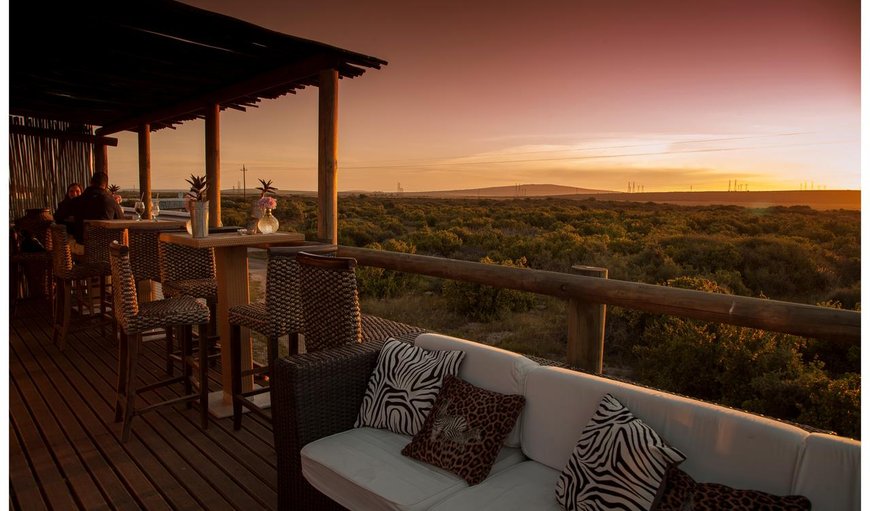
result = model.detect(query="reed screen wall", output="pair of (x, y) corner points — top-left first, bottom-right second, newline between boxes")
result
(9, 116), (93, 220)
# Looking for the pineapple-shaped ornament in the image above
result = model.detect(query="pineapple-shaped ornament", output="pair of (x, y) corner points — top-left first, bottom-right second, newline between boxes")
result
(185, 174), (209, 237)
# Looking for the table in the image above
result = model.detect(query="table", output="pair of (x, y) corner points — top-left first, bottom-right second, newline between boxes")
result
(87, 219), (187, 230)
(158, 231), (305, 416)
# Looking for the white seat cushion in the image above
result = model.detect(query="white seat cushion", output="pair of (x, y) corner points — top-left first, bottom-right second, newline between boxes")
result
(302, 427), (527, 511)
(522, 366), (808, 496)
(429, 461), (562, 511)
(792, 433), (861, 511)
(414, 333), (538, 446)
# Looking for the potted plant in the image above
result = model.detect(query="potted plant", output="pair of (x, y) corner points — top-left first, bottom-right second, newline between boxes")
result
(185, 174), (208, 238)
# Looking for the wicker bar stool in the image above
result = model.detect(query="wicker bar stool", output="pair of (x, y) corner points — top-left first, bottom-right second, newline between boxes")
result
(49, 224), (116, 350)
(229, 246), (426, 430)
(129, 229), (164, 285)
(83, 222), (127, 337)
(158, 240), (219, 375)
(109, 241), (211, 442)
(297, 251), (362, 350)
(228, 244), (336, 429)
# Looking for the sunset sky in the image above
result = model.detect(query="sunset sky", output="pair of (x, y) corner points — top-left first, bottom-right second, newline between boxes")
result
(106, 0), (860, 193)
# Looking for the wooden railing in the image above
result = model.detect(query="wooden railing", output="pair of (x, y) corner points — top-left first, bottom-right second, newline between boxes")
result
(336, 246), (861, 372)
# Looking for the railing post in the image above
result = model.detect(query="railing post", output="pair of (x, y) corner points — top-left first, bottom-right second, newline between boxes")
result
(566, 265), (607, 373)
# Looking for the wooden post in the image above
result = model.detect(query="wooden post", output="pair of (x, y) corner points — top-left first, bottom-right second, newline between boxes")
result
(205, 103), (221, 227)
(137, 124), (151, 219)
(318, 69), (339, 243)
(567, 265), (608, 373)
(94, 142), (108, 175)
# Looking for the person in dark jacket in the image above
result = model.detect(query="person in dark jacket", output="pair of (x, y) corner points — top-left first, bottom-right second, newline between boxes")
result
(69, 172), (125, 255)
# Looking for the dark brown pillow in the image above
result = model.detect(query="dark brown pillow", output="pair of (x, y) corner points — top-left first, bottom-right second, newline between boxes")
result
(401, 375), (525, 485)
(655, 466), (812, 511)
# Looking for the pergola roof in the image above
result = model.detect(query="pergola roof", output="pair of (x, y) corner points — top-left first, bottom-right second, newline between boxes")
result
(10, 0), (387, 134)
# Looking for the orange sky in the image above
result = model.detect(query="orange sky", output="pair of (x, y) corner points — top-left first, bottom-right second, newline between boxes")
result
(106, 0), (860, 193)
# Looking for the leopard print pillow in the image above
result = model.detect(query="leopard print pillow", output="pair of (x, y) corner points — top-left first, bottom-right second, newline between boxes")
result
(401, 375), (525, 485)
(655, 466), (812, 511)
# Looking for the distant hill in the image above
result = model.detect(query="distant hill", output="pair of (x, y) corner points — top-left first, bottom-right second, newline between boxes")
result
(565, 190), (860, 211)
(404, 184), (614, 198)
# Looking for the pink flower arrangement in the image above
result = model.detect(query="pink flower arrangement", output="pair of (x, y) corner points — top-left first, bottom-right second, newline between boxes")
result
(258, 196), (277, 210)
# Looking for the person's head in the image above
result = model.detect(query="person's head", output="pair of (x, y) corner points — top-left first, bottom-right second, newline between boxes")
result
(66, 182), (82, 199)
(90, 172), (109, 189)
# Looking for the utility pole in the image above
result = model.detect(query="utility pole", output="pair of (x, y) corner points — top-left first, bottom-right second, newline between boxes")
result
(240, 164), (248, 200)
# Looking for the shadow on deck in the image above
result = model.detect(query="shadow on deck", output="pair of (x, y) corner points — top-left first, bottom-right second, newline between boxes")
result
(9, 299), (278, 510)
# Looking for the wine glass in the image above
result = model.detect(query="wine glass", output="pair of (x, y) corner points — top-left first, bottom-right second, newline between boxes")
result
(134, 200), (145, 221)
(151, 200), (160, 222)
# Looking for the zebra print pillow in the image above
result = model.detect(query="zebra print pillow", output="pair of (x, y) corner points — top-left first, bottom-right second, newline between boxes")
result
(355, 338), (465, 436)
(555, 393), (686, 511)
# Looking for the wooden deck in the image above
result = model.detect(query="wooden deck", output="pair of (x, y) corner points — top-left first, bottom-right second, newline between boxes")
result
(9, 299), (278, 510)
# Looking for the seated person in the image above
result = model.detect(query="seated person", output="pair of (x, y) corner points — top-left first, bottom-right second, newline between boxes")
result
(69, 172), (125, 255)
(54, 182), (83, 232)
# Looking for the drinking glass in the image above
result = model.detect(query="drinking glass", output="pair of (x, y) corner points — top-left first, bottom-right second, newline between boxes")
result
(151, 200), (160, 222)
(134, 200), (145, 221)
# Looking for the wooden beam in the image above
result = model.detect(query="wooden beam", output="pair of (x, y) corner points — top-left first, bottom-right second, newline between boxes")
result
(94, 143), (109, 175)
(205, 103), (221, 227)
(336, 246), (861, 343)
(138, 124), (151, 219)
(317, 69), (338, 244)
(9, 124), (118, 146)
(96, 54), (339, 136)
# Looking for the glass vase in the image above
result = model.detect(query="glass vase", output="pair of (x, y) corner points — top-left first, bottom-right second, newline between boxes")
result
(257, 209), (279, 234)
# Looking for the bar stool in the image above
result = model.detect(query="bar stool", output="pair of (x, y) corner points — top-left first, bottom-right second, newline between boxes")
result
(108, 241), (211, 442)
(228, 245), (334, 429)
(83, 222), (127, 337)
(158, 240), (219, 375)
(49, 224), (113, 350)
(229, 246), (426, 430)
(296, 251), (362, 350)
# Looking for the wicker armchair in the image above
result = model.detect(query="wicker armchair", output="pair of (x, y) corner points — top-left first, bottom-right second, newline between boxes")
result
(271, 332), (422, 510)
(49, 224), (115, 350)
(109, 241), (211, 442)
(158, 240), (219, 375)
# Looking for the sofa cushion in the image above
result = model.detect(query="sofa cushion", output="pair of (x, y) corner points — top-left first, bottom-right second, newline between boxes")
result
(656, 467), (811, 510)
(555, 393), (686, 511)
(356, 338), (465, 436)
(522, 367), (808, 496)
(414, 333), (539, 447)
(429, 461), (562, 511)
(402, 375), (525, 485)
(791, 433), (861, 511)
(301, 427), (527, 511)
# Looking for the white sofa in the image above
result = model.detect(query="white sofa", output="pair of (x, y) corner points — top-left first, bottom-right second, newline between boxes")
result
(276, 333), (860, 511)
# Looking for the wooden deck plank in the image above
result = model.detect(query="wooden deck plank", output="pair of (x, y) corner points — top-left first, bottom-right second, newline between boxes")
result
(11, 321), (172, 511)
(10, 299), (280, 510)
(67, 327), (277, 510)
(9, 424), (49, 511)
(43, 325), (236, 511)
(9, 380), (82, 510)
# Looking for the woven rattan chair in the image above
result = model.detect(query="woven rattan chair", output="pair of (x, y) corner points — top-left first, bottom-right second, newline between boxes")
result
(158, 240), (219, 375)
(109, 241), (211, 442)
(129, 230), (164, 284)
(83, 222), (127, 337)
(229, 246), (426, 430)
(297, 251), (362, 350)
(228, 244), (336, 429)
(49, 224), (116, 350)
